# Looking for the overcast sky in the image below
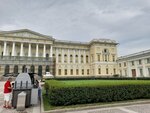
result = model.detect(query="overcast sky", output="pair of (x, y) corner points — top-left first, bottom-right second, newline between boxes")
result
(0, 0), (150, 56)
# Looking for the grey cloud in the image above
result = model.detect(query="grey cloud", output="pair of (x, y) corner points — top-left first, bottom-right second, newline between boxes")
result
(0, 0), (150, 56)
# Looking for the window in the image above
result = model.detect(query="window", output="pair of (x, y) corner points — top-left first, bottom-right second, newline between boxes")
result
(140, 68), (143, 77)
(147, 58), (150, 63)
(131, 61), (134, 66)
(75, 55), (78, 63)
(106, 68), (109, 74)
(105, 55), (107, 62)
(98, 68), (101, 74)
(76, 69), (79, 75)
(59, 69), (61, 75)
(87, 69), (89, 75)
(70, 55), (73, 63)
(98, 54), (100, 61)
(124, 62), (126, 67)
(65, 69), (67, 75)
(148, 68), (150, 76)
(114, 68), (116, 74)
(71, 69), (73, 75)
(64, 54), (67, 63)
(119, 63), (121, 67)
(139, 60), (142, 65)
(82, 69), (84, 75)
(86, 55), (88, 63)
(81, 55), (84, 63)
(112, 55), (115, 62)
(58, 54), (61, 63)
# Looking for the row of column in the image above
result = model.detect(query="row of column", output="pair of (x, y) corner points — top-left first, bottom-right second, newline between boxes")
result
(3, 41), (53, 57)
(56, 49), (88, 63)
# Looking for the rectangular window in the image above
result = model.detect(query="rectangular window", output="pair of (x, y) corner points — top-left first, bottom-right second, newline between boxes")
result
(71, 69), (73, 75)
(106, 68), (109, 74)
(148, 68), (150, 76)
(87, 69), (89, 75)
(140, 68), (143, 77)
(124, 70), (127, 76)
(65, 69), (67, 75)
(131, 61), (134, 66)
(112, 55), (115, 62)
(139, 60), (142, 65)
(114, 68), (116, 74)
(98, 68), (101, 74)
(124, 62), (126, 67)
(82, 69), (84, 75)
(58, 69), (61, 75)
(76, 69), (79, 75)
(98, 54), (100, 61)
(119, 63), (121, 67)
(147, 58), (150, 63)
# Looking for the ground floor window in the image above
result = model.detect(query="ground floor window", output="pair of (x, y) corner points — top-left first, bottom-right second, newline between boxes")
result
(58, 69), (61, 75)
(87, 69), (89, 75)
(98, 68), (101, 74)
(70, 69), (73, 75)
(148, 68), (150, 76)
(14, 65), (18, 74)
(30, 65), (35, 73)
(76, 69), (79, 75)
(5, 65), (9, 74)
(65, 69), (67, 75)
(82, 69), (84, 75)
(38, 65), (42, 77)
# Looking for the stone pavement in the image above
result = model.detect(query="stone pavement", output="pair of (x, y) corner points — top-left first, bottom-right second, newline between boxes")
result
(0, 81), (41, 113)
(65, 103), (150, 113)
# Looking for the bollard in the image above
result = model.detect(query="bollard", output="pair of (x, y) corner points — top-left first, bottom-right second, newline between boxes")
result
(17, 91), (26, 111)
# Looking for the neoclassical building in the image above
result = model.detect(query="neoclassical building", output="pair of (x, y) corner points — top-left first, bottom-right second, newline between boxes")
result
(117, 50), (150, 77)
(0, 29), (118, 77)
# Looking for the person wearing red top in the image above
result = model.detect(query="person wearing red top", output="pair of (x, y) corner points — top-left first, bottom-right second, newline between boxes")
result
(3, 77), (12, 109)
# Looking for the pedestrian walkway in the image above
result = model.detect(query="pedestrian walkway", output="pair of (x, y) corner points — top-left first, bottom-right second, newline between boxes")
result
(66, 103), (150, 113)
(0, 81), (41, 113)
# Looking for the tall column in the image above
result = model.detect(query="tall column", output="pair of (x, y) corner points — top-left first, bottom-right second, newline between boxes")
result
(12, 42), (15, 56)
(3, 41), (7, 56)
(50, 45), (53, 57)
(67, 49), (70, 63)
(36, 44), (39, 57)
(20, 43), (24, 56)
(43, 44), (46, 57)
(28, 43), (31, 57)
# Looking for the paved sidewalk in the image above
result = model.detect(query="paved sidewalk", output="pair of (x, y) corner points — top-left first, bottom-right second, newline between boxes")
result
(65, 103), (150, 113)
(0, 81), (41, 113)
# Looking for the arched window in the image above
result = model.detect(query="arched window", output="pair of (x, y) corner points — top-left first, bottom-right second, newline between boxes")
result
(64, 54), (67, 63)
(81, 55), (83, 63)
(14, 65), (18, 74)
(38, 65), (42, 77)
(30, 65), (35, 73)
(70, 55), (73, 63)
(75, 55), (78, 63)
(86, 55), (88, 63)
(5, 65), (9, 74)
(46, 65), (50, 72)
(58, 54), (61, 62)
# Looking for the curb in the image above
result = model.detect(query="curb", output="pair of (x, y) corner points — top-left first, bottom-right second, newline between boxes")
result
(41, 99), (150, 113)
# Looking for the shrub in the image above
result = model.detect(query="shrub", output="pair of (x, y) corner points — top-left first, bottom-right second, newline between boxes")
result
(48, 84), (150, 106)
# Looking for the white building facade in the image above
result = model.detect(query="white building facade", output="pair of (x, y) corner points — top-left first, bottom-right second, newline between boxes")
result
(117, 50), (150, 77)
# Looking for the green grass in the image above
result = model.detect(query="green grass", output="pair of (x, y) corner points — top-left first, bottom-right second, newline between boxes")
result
(45, 80), (150, 88)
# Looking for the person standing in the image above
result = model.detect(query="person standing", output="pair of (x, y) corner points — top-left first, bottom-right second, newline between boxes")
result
(3, 77), (12, 109)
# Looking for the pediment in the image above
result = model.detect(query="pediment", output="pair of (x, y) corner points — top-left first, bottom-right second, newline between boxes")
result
(0, 29), (54, 40)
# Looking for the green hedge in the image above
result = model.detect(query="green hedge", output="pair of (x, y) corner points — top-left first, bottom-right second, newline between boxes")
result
(48, 85), (150, 106)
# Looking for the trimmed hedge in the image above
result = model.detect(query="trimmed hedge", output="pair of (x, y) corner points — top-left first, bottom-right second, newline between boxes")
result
(48, 84), (150, 106)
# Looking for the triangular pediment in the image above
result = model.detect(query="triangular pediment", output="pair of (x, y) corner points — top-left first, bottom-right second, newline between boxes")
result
(0, 29), (54, 40)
